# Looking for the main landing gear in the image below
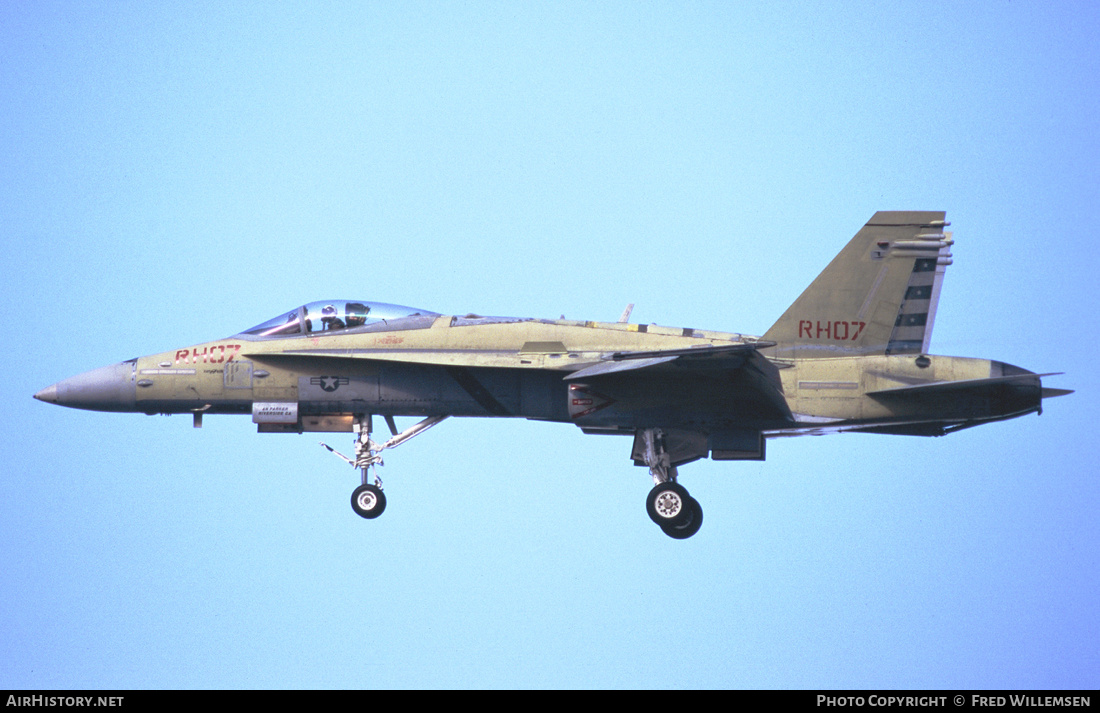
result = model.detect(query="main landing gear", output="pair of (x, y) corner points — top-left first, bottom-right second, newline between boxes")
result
(324, 419), (703, 537)
(321, 414), (448, 520)
(640, 429), (703, 539)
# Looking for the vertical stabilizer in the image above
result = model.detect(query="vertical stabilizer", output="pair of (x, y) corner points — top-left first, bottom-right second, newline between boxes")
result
(762, 211), (952, 357)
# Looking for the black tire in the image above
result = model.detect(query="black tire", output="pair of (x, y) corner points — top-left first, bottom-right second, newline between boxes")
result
(646, 482), (692, 527)
(351, 483), (387, 519)
(660, 497), (703, 539)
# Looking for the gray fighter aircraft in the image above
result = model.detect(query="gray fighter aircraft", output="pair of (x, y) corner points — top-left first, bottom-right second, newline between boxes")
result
(35, 212), (1070, 538)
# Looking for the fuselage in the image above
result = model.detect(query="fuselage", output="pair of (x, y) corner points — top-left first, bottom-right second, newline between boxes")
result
(34, 310), (1041, 438)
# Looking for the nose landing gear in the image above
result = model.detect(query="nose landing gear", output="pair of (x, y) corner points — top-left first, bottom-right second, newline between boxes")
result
(321, 414), (448, 520)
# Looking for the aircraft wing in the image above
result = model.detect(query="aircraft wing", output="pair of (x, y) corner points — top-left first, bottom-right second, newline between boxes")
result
(264, 340), (794, 426)
(565, 341), (794, 426)
(260, 340), (777, 373)
(563, 341), (776, 380)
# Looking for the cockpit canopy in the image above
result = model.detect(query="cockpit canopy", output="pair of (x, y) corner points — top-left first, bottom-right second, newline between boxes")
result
(241, 300), (439, 338)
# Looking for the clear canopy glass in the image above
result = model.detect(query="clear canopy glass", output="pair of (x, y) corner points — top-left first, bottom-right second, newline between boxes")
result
(241, 300), (439, 337)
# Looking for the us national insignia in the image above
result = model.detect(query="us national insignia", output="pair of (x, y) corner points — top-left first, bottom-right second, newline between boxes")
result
(310, 376), (350, 392)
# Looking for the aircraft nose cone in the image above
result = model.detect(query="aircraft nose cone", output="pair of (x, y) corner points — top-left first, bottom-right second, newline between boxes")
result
(33, 384), (59, 403)
(36, 361), (137, 412)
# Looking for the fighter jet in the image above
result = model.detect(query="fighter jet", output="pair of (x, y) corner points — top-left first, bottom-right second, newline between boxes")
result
(35, 212), (1070, 538)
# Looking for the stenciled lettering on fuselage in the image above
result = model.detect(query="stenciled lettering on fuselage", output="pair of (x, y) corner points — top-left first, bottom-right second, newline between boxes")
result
(175, 344), (242, 364)
(568, 384), (616, 419)
(798, 320), (866, 341)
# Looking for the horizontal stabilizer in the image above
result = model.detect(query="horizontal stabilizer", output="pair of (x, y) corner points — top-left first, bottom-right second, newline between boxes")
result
(1041, 387), (1074, 399)
(867, 372), (1061, 399)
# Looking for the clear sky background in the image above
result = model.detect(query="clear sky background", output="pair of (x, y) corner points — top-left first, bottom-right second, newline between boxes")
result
(2, 1), (1096, 689)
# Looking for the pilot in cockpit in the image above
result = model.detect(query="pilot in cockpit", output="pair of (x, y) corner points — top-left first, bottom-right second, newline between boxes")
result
(345, 302), (370, 328)
(321, 304), (346, 331)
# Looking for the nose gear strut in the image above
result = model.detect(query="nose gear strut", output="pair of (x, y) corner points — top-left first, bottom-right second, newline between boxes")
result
(320, 414), (448, 519)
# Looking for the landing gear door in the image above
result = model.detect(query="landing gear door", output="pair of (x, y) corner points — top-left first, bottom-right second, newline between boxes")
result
(225, 361), (253, 389)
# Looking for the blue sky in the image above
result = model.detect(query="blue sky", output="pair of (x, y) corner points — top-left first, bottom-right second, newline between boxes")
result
(2, 1), (1096, 688)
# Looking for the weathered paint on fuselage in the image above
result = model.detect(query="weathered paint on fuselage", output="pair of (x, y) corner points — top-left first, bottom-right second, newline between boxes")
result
(128, 315), (1037, 435)
(132, 317), (754, 423)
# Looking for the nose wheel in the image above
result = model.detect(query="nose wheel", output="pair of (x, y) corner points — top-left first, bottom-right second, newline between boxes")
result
(351, 483), (387, 519)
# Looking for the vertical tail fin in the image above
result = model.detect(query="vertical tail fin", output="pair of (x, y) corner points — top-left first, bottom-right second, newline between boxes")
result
(762, 211), (953, 357)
